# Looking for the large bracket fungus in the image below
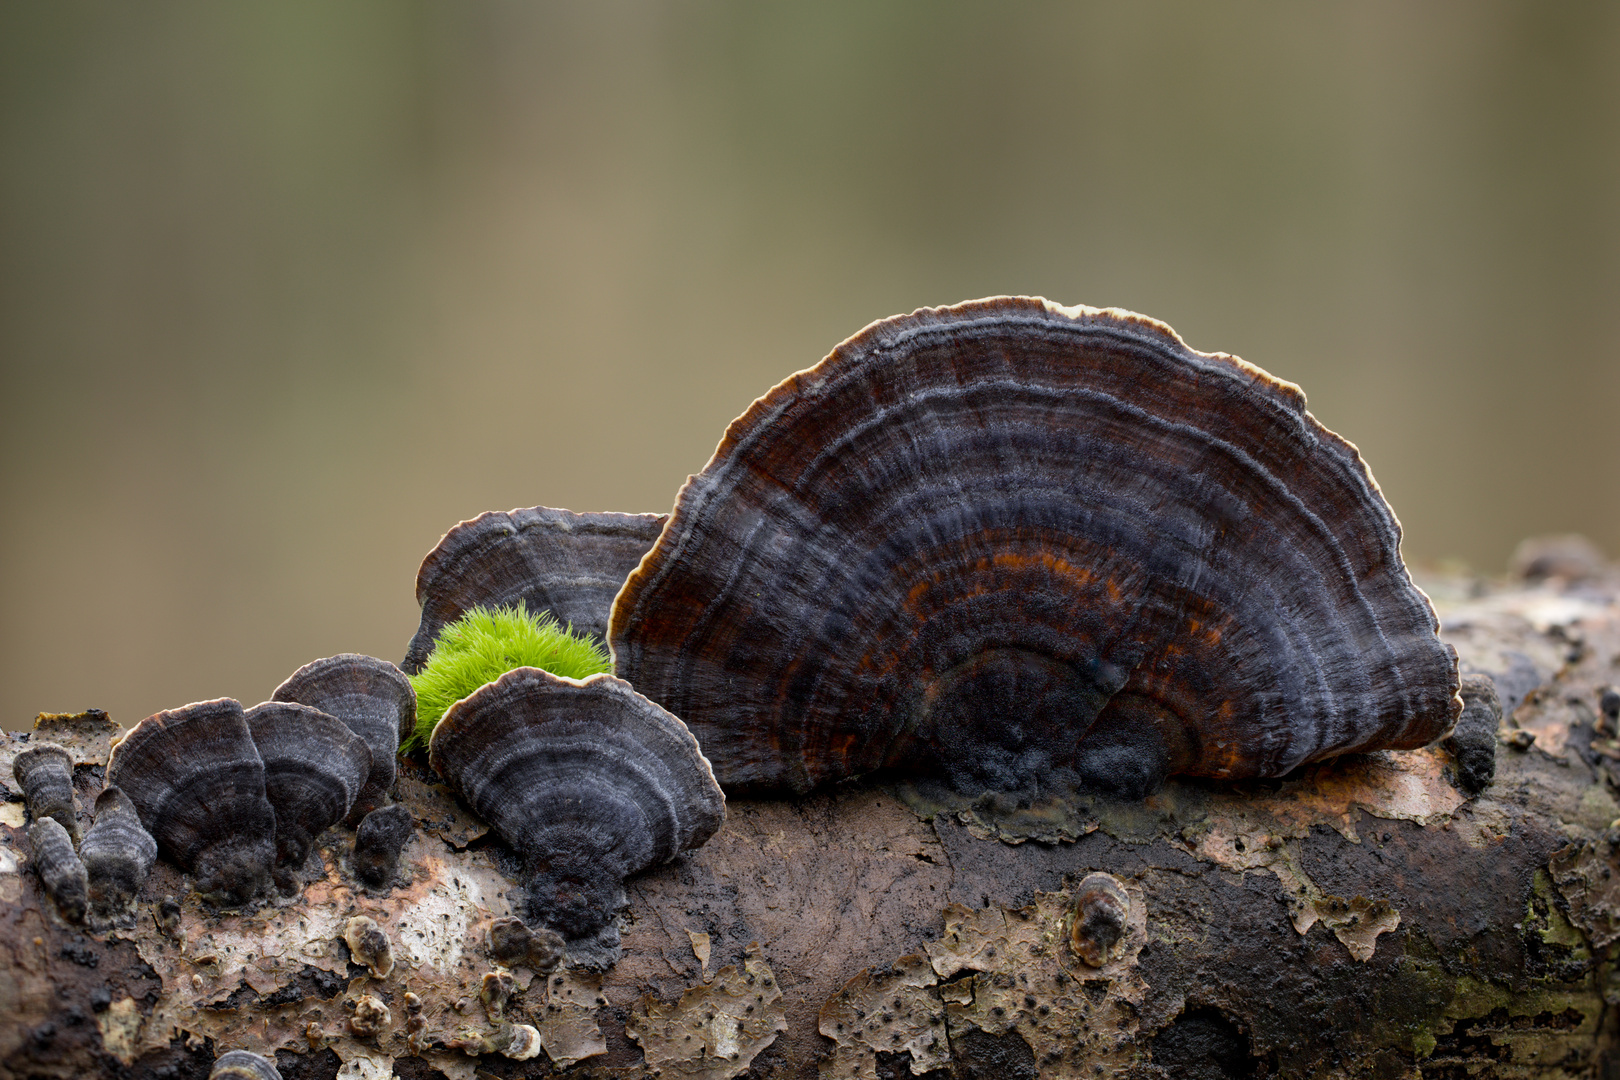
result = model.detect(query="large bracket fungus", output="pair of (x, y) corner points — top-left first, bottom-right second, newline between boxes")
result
(270, 653), (414, 823)
(428, 667), (725, 965)
(106, 698), (278, 906)
(403, 505), (667, 673)
(611, 297), (1462, 799)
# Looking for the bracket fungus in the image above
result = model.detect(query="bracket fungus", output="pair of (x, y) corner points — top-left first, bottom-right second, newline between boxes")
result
(271, 654), (414, 823)
(79, 786), (157, 926)
(611, 297), (1462, 800)
(244, 701), (372, 870)
(27, 817), (88, 923)
(403, 505), (666, 673)
(13, 742), (78, 842)
(209, 1050), (282, 1080)
(106, 698), (278, 906)
(428, 667), (725, 964)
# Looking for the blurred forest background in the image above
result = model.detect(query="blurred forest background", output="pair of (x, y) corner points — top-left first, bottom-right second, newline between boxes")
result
(2, 2), (1617, 731)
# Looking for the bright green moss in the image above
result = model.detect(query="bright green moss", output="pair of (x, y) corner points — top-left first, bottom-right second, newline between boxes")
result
(405, 603), (611, 751)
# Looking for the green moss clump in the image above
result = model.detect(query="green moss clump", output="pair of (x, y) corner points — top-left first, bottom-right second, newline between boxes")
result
(405, 602), (611, 751)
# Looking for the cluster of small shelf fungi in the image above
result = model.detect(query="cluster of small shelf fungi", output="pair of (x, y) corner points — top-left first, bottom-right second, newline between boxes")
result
(16, 297), (1485, 1077)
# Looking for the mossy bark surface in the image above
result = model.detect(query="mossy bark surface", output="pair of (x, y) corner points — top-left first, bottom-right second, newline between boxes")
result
(4, 569), (1620, 1079)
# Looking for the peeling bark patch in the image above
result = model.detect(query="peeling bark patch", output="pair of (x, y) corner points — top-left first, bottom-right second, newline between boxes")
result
(627, 943), (785, 1077)
(1547, 837), (1620, 949)
(538, 969), (607, 1067)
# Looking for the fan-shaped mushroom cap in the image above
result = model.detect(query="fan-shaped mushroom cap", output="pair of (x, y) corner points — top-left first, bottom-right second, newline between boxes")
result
(403, 506), (666, 674)
(80, 786), (158, 924)
(611, 297), (1462, 798)
(12, 742), (78, 842)
(106, 699), (277, 906)
(210, 1050), (282, 1080)
(244, 701), (372, 869)
(271, 654), (412, 823)
(429, 667), (724, 961)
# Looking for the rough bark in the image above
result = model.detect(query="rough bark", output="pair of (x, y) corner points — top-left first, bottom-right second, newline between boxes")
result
(4, 566), (1620, 1079)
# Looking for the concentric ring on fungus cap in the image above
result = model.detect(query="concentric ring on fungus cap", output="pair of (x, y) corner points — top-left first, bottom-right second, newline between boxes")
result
(609, 297), (1462, 799)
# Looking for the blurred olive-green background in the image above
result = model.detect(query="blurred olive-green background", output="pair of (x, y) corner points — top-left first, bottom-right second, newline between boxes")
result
(2, 2), (1617, 730)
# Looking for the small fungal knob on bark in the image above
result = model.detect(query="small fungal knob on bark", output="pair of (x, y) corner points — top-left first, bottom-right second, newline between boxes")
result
(480, 971), (516, 1017)
(271, 654), (415, 824)
(344, 915), (394, 978)
(347, 994), (391, 1037)
(80, 786), (157, 926)
(155, 896), (182, 938)
(454, 1022), (542, 1060)
(1443, 673), (1502, 795)
(486, 916), (565, 975)
(27, 818), (87, 923)
(13, 742), (78, 843)
(106, 699), (277, 907)
(1071, 872), (1131, 967)
(209, 1049), (282, 1080)
(353, 804), (413, 888)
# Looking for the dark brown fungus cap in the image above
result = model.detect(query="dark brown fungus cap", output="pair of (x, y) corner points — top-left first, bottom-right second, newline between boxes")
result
(429, 667), (724, 964)
(27, 817), (87, 923)
(610, 297), (1462, 799)
(80, 786), (157, 925)
(403, 505), (666, 673)
(13, 742), (78, 842)
(244, 701), (372, 869)
(352, 803), (414, 888)
(271, 654), (412, 823)
(106, 698), (277, 906)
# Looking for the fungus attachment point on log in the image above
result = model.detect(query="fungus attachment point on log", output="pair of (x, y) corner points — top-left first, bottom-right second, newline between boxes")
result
(352, 803), (413, 888)
(429, 667), (725, 966)
(611, 297), (1462, 801)
(106, 699), (277, 907)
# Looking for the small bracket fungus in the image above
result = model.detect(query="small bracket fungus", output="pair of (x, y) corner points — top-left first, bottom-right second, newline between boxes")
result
(106, 698), (278, 906)
(480, 970), (516, 1017)
(271, 654), (414, 824)
(486, 915), (565, 975)
(27, 817), (88, 923)
(429, 667), (725, 965)
(209, 1050), (282, 1080)
(1443, 673), (1502, 795)
(1071, 872), (1131, 967)
(611, 298), (1462, 800)
(245, 701), (372, 871)
(13, 742), (78, 842)
(343, 915), (394, 978)
(80, 786), (157, 926)
(346, 993), (391, 1038)
(352, 803), (414, 888)
(404, 505), (667, 673)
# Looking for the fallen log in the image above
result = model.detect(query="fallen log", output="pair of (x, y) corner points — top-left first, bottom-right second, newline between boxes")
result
(4, 560), (1619, 1079)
